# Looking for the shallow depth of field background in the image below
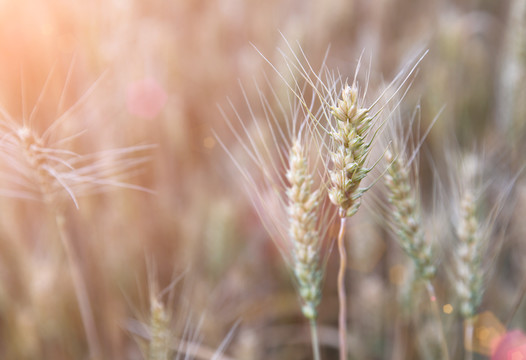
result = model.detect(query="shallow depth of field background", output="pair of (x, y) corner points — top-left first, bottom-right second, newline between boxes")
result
(0, 0), (525, 359)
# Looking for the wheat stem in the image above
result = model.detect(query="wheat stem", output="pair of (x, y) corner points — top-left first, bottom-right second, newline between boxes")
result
(337, 216), (347, 360)
(464, 317), (474, 360)
(55, 213), (102, 359)
(425, 282), (450, 360)
(310, 319), (322, 360)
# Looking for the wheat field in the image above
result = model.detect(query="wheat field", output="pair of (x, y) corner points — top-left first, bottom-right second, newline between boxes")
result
(0, 0), (525, 359)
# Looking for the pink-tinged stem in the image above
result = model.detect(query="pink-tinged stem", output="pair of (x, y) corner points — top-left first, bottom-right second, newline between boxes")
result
(337, 216), (347, 360)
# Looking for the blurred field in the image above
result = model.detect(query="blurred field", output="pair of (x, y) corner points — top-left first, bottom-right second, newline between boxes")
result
(0, 0), (525, 359)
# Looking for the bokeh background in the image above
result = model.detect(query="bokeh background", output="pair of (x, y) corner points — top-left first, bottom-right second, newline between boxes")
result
(0, 0), (525, 359)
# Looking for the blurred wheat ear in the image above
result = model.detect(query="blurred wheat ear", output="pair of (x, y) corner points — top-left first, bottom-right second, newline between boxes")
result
(449, 155), (488, 360)
(382, 106), (441, 281)
(447, 150), (519, 360)
(0, 110), (155, 209)
(126, 268), (239, 360)
(384, 148), (436, 279)
(0, 69), (156, 359)
(382, 106), (450, 359)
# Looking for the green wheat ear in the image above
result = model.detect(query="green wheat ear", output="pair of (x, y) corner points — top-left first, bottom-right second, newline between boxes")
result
(328, 84), (374, 217)
(287, 138), (323, 320)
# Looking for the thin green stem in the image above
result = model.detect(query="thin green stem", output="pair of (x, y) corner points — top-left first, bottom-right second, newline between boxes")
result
(337, 216), (347, 360)
(425, 282), (450, 360)
(55, 213), (102, 360)
(310, 319), (321, 360)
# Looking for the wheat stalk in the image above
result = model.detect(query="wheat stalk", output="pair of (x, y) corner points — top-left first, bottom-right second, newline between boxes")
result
(0, 76), (154, 358)
(5, 121), (104, 359)
(218, 58), (333, 358)
(287, 137), (324, 360)
(382, 108), (450, 359)
(448, 153), (501, 360)
(453, 184), (483, 360)
(329, 82), (376, 360)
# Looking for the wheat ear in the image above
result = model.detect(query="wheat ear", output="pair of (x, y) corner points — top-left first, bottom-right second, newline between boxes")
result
(287, 139), (323, 320)
(287, 138), (322, 360)
(328, 84), (372, 217)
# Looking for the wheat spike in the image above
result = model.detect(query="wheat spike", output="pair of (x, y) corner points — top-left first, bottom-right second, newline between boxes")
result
(287, 139), (323, 320)
(328, 85), (373, 217)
